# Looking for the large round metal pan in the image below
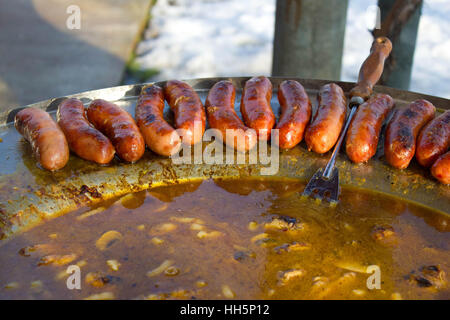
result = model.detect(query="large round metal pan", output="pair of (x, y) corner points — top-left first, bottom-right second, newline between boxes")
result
(0, 77), (448, 240)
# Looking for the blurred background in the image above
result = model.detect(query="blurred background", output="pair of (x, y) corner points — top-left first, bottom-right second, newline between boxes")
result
(1, 0), (449, 112)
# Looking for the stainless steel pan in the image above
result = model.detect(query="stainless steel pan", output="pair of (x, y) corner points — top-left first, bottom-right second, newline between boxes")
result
(0, 77), (448, 240)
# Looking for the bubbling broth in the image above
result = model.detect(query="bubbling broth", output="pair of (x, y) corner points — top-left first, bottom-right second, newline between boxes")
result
(0, 178), (448, 300)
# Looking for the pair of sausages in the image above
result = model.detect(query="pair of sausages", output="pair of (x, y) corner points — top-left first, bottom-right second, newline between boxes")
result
(416, 110), (450, 184)
(246, 77), (312, 150)
(205, 80), (257, 151)
(136, 80), (205, 156)
(365, 98), (449, 184)
(303, 84), (393, 163)
(384, 99), (435, 169)
(302, 85), (394, 164)
(60, 98), (144, 163)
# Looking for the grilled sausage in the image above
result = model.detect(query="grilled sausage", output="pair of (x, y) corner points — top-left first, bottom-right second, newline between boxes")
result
(164, 80), (206, 145)
(431, 151), (450, 185)
(275, 80), (312, 149)
(15, 108), (69, 171)
(304, 83), (346, 154)
(87, 99), (145, 163)
(240, 76), (275, 141)
(57, 98), (115, 164)
(384, 99), (435, 169)
(345, 93), (394, 163)
(205, 80), (257, 152)
(136, 85), (181, 157)
(416, 110), (450, 168)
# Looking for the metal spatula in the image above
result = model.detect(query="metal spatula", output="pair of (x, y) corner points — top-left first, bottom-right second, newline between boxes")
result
(302, 37), (393, 205)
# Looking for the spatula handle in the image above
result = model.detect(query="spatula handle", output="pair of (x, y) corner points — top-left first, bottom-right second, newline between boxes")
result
(349, 37), (392, 100)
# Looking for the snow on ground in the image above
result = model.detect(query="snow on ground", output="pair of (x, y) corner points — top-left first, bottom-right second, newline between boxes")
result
(134, 0), (450, 98)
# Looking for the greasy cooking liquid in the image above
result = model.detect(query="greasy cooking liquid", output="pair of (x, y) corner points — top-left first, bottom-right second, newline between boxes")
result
(0, 178), (448, 300)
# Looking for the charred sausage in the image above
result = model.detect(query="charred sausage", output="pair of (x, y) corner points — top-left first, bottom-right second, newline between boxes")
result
(240, 76), (275, 141)
(431, 151), (450, 185)
(136, 84), (181, 156)
(15, 108), (69, 171)
(304, 83), (346, 154)
(57, 98), (115, 164)
(275, 80), (312, 149)
(164, 80), (206, 145)
(384, 99), (435, 169)
(205, 80), (257, 151)
(416, 110), (450, 168)
(87, 99), (145, 163)
(345, 93), (394, 163)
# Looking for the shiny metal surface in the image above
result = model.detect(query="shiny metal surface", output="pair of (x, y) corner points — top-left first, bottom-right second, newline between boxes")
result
(0, 77), (448, 240)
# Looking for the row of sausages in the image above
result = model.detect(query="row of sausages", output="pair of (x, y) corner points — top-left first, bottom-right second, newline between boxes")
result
(14, 76), (449, 184)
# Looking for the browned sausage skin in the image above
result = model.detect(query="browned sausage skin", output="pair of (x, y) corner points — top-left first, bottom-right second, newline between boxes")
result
(384, 99), (435, 169)
(15, 108), (69, 171)
(345, 93), (394, 163)
(240, 76), (275, 141)
(57, 98), (115, 164)
(304, 83), (346, 154)
(87, 99), (145, 163)
(431, 151), (450, 184)
(205, 80), (257, 152)
(416, 110), (450, 168)
(275, 80), (312, 149)
(136, 85), (181, 157)
(164, 80), (206, 145)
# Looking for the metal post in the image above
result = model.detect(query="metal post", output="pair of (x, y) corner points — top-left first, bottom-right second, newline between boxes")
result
(272, 0), (349, 81)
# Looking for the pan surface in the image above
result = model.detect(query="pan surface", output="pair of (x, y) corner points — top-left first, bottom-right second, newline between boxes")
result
(0, 77), (449, 240)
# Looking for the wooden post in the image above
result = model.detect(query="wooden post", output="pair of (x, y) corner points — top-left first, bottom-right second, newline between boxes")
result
(375, 0), (423, 89)
(272, 0), (349, 80)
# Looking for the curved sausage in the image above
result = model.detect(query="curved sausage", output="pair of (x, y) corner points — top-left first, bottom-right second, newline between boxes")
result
(384, 99), (435, 169)
(275, 80), (312, 149)
(240, 76), (275, 141)
(15, 108), (69, 171)
(205, 80), (257, 152)
(87, 99), (145, 163)
(431, 151), (450, 185)
(416, 110), (450, 168)
(164, 80), (206, 145)
(345, 93), (394, 163)
(57, 98), (115, 164)
(304, 83), (346, 154)
(136, 85), (181, 157)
